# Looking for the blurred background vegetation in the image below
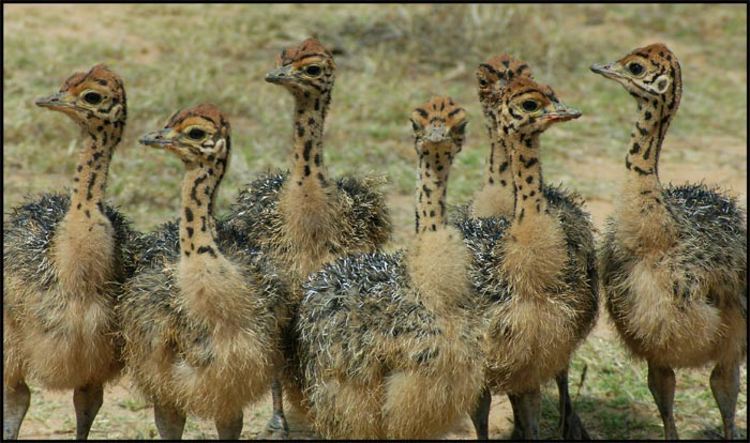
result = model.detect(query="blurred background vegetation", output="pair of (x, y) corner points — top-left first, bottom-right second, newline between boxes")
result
(3, 4), (746, 439)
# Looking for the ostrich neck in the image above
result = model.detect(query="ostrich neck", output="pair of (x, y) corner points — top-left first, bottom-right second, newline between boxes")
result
(68, 121), (123, 218)
(470, 105), (515, 218)
(415, 142), (453, 233)
(178, 164), (222, 260)
(408, 141), (469, 319)
(508, 132), (547, 225)
(290, 92), (330, 188)
(615, 96), (680, 253)
(500, 130), (568, 297)
(624, 98), (674, 194)
(482, 107), (513, 189)
(176, 158), (254, 328)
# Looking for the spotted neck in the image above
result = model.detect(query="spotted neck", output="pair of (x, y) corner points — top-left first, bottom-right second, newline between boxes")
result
(624, 97), (676, 194)
(290, 91), (331, 188)
(415, 141), (454, 233)
(471, 107), (514, 218)
(69, 120), (123, 219)
(178, 162), (222, 260)
(614, 83), (681, 253)
(482, 108), (513, 189)
(500, 130), (568, 296)
(508, 132), (547, 225)
(408, 139), (470, 319)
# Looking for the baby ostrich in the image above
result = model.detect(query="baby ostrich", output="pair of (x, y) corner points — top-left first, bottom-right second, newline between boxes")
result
(227, 37), (391, 287)
(458, 55), (596, 440)
(3, 65), (135, 440)
(456, 77), (598, 440)
(592, 43), (747, 440)
(225, 37), (391, 435)
(119, 104), (288, 439)
(292, 97), (484, 439)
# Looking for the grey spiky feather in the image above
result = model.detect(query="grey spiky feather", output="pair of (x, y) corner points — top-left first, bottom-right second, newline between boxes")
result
(601, 183), (747, 321)
(223, 171), (391, 261)
(450, 183), (600, 384)
(4, 192), (138, 293)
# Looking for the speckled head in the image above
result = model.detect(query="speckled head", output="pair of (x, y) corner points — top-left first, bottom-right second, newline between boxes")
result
(591, 43), (682, 112)
(495, 77), (581, 135)
(35, 64), (127, 130)
(410, 96), (468, 156)
(476, 54), (533, 111)
(140, 103), (231, 167)
(265, 38), (335, 96)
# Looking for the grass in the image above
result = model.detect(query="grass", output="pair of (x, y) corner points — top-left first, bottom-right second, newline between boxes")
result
(4, 4), (747, 230)
(3, 3), (747, 440)
(557, 333), (748, 440)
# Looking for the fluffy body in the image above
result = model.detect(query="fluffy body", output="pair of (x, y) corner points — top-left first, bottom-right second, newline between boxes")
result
(226, 171), (390, 292)
(294, 228), (484, 439)
(3, 64), (131, 440)
(454, 184), (598, 393)
(227, 38), (392, 438)
(291, 97), (479, 439)
(592, 43), (747, 439)
(121, 103), (290, 428)
(600, 183), (747, 368)
(120, 220), (288, 422)
(4, 193), (136, 390)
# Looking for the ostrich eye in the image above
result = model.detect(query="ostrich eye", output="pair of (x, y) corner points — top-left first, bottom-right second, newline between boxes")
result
(628, 62), (644, 76)
(304, 65), (322, 76)
(521, 100), (539, 112)
(187, 128), (206, 140)
(83, 91), (102, 105)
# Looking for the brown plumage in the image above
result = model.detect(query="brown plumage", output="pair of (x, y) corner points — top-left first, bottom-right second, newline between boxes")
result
(592, 43), (747, 440)
(456, 55), (595, 440)
(223, 37), (392, 436)
(3, 65), (135, 440)
(118, 105), (289, 439)
(292, 97), (484, 439)
(454, 77), (597, 439)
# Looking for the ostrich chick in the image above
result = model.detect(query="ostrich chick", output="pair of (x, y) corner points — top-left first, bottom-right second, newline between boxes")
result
(119, 104), (288, 439)
(225, 37), (392, 437)
(4, 65), (135, 440)
(458, 54), (596, 440)
(457, 77), (597, 439)
(293, 97), (485, 439)
(592, 43), (747, 440)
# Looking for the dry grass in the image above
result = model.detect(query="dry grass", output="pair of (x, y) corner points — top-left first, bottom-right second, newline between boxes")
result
(3, 4), (747, 440)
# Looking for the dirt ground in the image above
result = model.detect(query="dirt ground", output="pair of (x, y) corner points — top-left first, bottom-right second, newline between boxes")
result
(10, 324), (614, 440)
